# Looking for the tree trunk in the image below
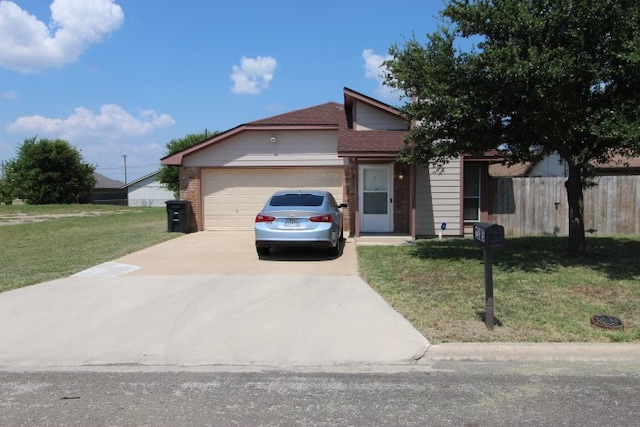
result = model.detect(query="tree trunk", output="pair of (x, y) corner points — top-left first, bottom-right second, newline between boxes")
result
(564, 164), (586, 256)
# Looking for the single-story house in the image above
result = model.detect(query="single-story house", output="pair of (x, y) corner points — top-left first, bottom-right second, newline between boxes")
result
(125, 171), (174, 207)
(161, 87), (501, 237)
(85, 173), (127, 205)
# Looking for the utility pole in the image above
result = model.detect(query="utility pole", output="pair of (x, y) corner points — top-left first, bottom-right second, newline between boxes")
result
(122, 155), (128, 184)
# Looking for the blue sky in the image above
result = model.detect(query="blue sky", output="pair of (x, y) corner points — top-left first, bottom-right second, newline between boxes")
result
(0, 0), (445, 183)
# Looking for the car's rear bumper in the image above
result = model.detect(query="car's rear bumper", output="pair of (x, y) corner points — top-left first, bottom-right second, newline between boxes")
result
(255, 223), (339, 249)
(255, 239), (335, 249)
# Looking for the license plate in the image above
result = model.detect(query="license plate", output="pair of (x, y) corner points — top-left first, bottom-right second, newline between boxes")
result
(285, 218), (299, 228)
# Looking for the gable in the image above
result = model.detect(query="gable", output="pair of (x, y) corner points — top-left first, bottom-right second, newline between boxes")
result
(354, 101), (408, 131)
(182, 129), (344, 168)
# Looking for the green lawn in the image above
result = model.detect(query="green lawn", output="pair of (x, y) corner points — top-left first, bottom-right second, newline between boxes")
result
(358, 236), (640, 343)
(0, 205), (179, 292)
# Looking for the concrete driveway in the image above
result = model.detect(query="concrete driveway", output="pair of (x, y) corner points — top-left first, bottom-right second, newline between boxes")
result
(0, 232), (429, 369)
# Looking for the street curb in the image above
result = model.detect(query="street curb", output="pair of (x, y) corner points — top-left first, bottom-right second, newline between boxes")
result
(420, 343), (640, 363)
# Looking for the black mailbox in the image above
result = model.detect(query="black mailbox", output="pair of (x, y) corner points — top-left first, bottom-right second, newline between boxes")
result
(473, 223), (505, 248)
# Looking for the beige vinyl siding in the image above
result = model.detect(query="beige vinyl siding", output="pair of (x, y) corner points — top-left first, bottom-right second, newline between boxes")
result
(184, 130), (343, 168)
(354, 102), (408, 131)
(202, 168), (344, 230)
(415, 159), (462, 236)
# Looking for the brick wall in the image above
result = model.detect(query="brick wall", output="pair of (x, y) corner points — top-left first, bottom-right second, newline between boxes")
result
(345, 158), (358, 236)
(179, 166), (200, 232)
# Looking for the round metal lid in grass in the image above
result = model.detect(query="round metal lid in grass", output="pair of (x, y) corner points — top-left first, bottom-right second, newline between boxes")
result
(590, 315), (624, 330)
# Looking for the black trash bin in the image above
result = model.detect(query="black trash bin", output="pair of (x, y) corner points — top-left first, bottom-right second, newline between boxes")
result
(165, 200), (191, 233)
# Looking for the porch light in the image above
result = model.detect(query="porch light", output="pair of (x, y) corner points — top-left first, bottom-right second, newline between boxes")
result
(270, 136), (277, 144)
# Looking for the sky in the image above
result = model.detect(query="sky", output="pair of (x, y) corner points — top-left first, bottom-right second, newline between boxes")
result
(0, 0), (446, 183)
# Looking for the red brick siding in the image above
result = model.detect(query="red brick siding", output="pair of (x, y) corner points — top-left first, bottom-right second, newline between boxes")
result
(179, 166), (201, 232)
(345, 158), (358, 236)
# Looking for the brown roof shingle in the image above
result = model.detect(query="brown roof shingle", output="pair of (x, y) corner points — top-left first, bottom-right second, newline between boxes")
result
(337, 129), (407, 155)
(248, 102), (346, 127)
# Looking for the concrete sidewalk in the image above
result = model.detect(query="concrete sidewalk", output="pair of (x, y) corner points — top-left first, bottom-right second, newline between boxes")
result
(422, 342), (640, 363)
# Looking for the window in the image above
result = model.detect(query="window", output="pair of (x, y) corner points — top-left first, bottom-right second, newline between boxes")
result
(362, 167), (388, 214)
(463, 164), (480, 221)
(270, 194), (324, 207)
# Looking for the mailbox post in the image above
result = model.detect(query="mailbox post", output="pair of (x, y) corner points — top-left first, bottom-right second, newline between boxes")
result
(473, 223), (505, 330)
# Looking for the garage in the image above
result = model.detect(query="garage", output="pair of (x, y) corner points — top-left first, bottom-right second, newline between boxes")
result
(202, 167), (345, 230)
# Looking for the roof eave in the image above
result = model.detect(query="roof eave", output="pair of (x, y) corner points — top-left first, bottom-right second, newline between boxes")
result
(343, 87), (404, 119)
(338, 151), (400, 158)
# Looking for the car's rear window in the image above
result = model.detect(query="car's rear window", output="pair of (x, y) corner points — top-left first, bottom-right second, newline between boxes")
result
(269, 194), (324, 207)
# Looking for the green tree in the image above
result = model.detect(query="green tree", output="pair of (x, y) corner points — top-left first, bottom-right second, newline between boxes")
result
(4, 137), (96, 204)
(158, 130), (218, 197)
(0, 178), (14, 205)
(384, 0), (640, 256)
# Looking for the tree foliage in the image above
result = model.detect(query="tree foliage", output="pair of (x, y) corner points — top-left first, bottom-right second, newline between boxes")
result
(384, 0), (640, 256)
(0, 177), (13, 205)
(158, 130), (219, 197)
(4, 137), (96, 204)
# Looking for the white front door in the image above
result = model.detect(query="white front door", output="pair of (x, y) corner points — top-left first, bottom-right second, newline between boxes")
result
(358, 164), (393, 232)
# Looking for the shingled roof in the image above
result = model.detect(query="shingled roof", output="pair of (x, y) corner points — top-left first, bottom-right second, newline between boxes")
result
(247, 102), (347, 128)
(248, 99), (409, 156)
(337, 130), (407, 155)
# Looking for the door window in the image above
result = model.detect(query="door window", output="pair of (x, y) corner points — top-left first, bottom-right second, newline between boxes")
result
(363, 168), (388, 214)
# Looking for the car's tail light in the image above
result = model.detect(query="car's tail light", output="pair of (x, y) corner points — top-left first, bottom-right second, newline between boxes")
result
(255, 214), (276, 222)
(309, 214), (333, 222)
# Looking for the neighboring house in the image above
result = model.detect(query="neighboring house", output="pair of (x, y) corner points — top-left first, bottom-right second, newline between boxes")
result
(490, 152), (568, 177)
(489, 152), (640, 178)
(161, 87), (501, 236)
(125, 171), (174, 207)
(88, 173), (127, 205)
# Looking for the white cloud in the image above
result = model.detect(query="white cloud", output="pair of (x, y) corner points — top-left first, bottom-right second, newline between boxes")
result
(230, 56), (277, 94)
(5, 104), (175, 141)
(1, 90), (18, 99)
(4, 104), (175, 178)
(0, 0), (124, 73)
(362, 49), (398, 101)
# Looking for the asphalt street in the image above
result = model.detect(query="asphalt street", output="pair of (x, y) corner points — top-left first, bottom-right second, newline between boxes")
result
(2, 362), (640, 426)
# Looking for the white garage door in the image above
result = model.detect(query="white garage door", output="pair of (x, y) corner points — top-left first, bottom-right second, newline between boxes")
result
(202, 168), (344, 230)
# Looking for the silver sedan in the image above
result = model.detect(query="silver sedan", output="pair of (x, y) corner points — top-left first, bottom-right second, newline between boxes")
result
(254, 190), (347, 257)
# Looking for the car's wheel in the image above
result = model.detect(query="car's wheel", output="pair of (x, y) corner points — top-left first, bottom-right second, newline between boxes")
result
(256, 246), (270, 256)
(328, 228), (343, 256)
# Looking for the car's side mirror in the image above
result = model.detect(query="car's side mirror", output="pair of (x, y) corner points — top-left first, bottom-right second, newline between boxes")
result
(339, 203), (348, 208)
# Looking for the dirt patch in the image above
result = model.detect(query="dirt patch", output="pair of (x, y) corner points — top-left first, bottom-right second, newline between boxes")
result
(0, 211), (130, 226)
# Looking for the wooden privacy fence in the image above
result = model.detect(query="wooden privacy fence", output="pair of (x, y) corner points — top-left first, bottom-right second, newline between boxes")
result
(489, 176), (640, 236)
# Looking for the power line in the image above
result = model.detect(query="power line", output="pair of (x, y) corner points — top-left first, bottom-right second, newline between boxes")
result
(95, 163), (161, 170)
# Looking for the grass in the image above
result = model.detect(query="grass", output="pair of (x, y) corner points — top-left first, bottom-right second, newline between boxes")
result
(357, 236), (640, 343)
(0, 205), (179, 292)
